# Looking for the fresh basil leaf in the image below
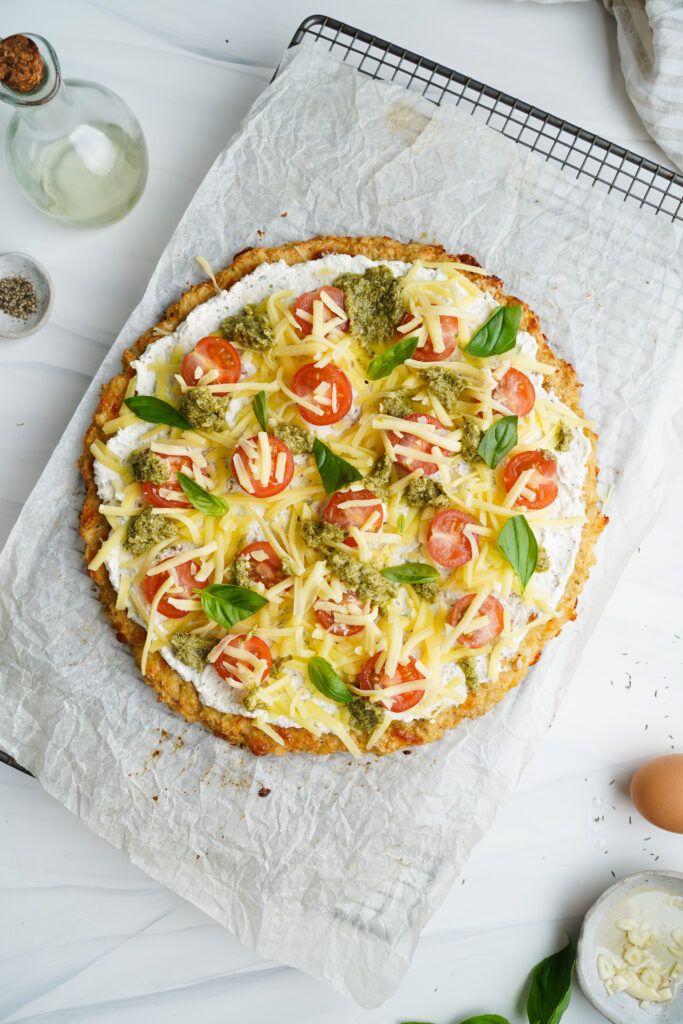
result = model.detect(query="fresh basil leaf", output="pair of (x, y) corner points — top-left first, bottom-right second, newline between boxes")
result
(381, 563), (440, 585)
(466, 305), (522, 358)
(252, 390), (268, 431)
(177, 472), (228, 517)
(308, 656), (354, 704)
(312, 437), (362, 494)
(478, 415), (518, 469)
(125, 395), (193, 431)
(459, 1017), (511, 1024)
(367, 335), (419, 380)
(498, 515), (538, 591)
(198, 584), (268, 631)
(527, 936), (575, 1024)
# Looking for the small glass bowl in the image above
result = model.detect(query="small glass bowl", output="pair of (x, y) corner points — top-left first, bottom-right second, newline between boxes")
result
(0, 251), (53, 339)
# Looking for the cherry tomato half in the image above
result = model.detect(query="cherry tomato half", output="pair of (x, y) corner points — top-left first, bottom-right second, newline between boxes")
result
(142, 454), (193, 509)
(323, 487), (384, 548)
(143, 559), (209, 619)
(387, 413), (449, 476)
(503, 450), (558, 510)
(358, 652), (426, 713)
(214, 635), (272, 686)
(314, 590), (369, 637)
(237, 541), (289, 589)
(231, 434), (294, 498)
(448, 593), (505, 649)
(292, 286), (349, 337)
(427, 507), (477, 570)
(181, 336), (241, 387)
(290, 362), (353, 426)
(409, 313), (459, 363)
(493, 368), (535, 417)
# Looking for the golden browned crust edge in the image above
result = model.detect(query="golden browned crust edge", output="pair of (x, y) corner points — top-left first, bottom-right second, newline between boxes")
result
(79, 235), (607, 757)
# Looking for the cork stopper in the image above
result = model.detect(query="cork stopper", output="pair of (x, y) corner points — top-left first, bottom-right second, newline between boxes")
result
(0, 34), (44, 93)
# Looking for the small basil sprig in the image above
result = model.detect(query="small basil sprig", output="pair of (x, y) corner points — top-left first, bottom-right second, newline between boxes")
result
(308, 656), (354, 703)
(197, 584), (267, 631)
(177, 472), (228, 517)
(527, 936), (575, 1024)
(466, 305), (522, 358)
(312, 437), (362, 494)
(125, 395), (192, 431)
(478, 415), (518, 469)
(381, 563), (440, 585)
(498, 515), (537, 591)
(460, 1017), (511, 1024)
(252, 390), (268, 431)
(367, 335), (418, 380)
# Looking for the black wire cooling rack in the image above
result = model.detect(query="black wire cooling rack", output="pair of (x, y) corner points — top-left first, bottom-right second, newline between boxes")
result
(2, 16), (680, 780)
(287, 15), (683, 223)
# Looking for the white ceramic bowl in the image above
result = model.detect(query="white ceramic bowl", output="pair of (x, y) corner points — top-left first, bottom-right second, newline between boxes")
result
(0, 251), (54, 339)
(577, 870), (683, 1024)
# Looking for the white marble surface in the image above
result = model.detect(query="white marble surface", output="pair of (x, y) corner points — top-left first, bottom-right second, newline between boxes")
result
(1, 1), (681, 1021)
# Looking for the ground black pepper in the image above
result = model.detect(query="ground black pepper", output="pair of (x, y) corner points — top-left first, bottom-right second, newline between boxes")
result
(0, 276), (37, 321)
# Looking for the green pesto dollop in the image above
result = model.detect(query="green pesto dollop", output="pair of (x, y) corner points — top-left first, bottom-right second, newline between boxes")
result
(180, 387), (230, 432)
(412, 579), (441, 602)
(301, 519), (396, 611)
(555, 421), (574, 452)
(232, 551), (252, 588)
(460, 415), (483, 463)
(460, 656), (479, 694)
(221, 304), (274, 351)
(170, 633), (215, 671)
(404, 476), (449, 509)
(334, 265), (405, 352)
(124, 506), (178, 556)
(273, 422), (314, 454)
(243, 687), (268, 712)
(348, 698), (383, 734)
(536, 544), (551, 572)
(380, 389), (414, 419)
(363, 454), (393, 500)
(130, 449), (170, 485)
(420, 367), (466, 415)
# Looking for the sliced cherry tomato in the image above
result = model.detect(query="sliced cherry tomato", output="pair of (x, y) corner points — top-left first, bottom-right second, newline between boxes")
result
(493, 368), (535, 417)
(407, 313), (459, 363)
(503, 449), (558, 510)
(358, 652), (426, 713)
(387, 413), (449, 476)
(142, 454), (193, 509)
(427, 507), (477, 569)
(323, 487), (384, 549)
(290, 362), (353, 426)
(214, 635), (272, 686)
(237, 541), (289, 589)
(180, 336), (241, 387)
(231, 434), (294, 498)
(448, 593), (505, 649)
(314, 590), (369, 637)
(143, 559), (210, 619)
(292, 286), (349, 337)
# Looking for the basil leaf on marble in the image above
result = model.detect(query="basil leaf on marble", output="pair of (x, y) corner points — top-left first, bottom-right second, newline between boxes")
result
(527, 936), (575, 1024)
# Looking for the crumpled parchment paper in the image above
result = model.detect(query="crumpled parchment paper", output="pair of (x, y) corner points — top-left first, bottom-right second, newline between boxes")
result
(0, 43), (681, 1008)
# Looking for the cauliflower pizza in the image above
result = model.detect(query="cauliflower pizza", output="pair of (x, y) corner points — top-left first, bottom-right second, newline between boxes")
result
(80, 236), (606, 757)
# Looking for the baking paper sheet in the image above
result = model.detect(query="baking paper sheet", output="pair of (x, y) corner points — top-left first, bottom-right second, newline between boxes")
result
(0, 43), (681, 1008)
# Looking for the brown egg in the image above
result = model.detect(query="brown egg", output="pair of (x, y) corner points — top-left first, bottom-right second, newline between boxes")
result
(630, 754), (683, 834)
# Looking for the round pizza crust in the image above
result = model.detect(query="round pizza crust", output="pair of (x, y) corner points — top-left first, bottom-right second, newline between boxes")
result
(80, 235), (607, 757)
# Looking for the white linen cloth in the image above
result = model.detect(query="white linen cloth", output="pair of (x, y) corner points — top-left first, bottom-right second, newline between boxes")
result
(521, 1), (683, 172)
